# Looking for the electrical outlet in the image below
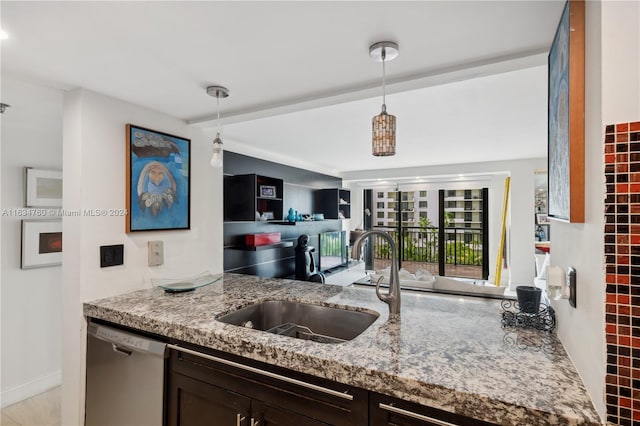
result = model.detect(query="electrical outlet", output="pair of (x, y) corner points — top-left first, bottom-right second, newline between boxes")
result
(567, 267), (576, 308)
(148, 241), (164, 266)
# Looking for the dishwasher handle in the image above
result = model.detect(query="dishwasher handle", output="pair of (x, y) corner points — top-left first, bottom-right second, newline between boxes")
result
(88, 323), (167, 358)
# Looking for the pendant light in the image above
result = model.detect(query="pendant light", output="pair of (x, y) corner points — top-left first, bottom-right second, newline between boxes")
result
(206, 85), (229, 168)
(369, 41), (399, 157)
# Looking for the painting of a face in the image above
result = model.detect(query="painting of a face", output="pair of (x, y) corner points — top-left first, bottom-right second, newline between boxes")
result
(148, 166), (165, 185)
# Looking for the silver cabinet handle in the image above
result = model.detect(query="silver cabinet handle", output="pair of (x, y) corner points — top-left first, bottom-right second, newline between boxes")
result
(168, 344), (353, 401)
(250, 418), (260, 426)
(379, 403), (459, 426)
(236, 414), (245, 426)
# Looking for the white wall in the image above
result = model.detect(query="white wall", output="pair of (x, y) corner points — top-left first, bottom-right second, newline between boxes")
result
(0, 77), (63, 407)
(343, 157), (546, 287)
(61, 89), (222, 425)
(551, 0), (639, 420)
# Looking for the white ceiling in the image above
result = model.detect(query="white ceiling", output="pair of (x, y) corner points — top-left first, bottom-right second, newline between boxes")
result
(1, 1), (563, 174)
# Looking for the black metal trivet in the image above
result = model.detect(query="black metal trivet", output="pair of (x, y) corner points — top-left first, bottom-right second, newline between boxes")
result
(500, 299), (556, 332)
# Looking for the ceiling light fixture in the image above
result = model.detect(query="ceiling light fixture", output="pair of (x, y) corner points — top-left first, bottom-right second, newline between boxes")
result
(0, 29), (8, 40)
(206, 85), (229, 168)
(369, 41), (399, 157)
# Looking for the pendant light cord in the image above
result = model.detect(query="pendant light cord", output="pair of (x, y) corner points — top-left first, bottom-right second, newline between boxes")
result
(216, 93), (221, 138)
(382, 47), (387, 107)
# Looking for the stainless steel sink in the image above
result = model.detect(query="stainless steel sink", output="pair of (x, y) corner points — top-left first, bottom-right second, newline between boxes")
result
(216, 300), (379, 344)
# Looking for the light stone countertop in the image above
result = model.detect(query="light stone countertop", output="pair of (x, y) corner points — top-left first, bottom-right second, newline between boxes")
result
(83, 273), (601, 426)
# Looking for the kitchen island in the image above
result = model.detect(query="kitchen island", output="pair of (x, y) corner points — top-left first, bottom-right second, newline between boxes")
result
(84, 273), (600, 425)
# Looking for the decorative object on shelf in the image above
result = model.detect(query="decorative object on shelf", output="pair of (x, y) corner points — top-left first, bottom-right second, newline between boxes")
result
(369, 41), (399, 157)
(500, 299), (556, 333)
(260, 185), (277, 198)
(287, 207), (295, 222)
(313, 213), (324, 221)
(536, 213), (550, 225)
(24, 167), (63, 207)
(21, 219), (62, 269)
(206, 85), (230, 168)
(245, 232), (281, 247)
(547, 0), (585, 223)
(126, 124), (190, 232)
(262, 211), (274, 220)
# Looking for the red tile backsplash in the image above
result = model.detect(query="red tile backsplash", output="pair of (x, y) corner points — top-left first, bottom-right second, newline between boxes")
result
(606, 121), (640, 425)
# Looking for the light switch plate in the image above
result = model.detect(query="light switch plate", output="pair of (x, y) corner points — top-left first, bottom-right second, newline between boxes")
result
(148, 241), (164, 266)
(567, 266), (576, 308)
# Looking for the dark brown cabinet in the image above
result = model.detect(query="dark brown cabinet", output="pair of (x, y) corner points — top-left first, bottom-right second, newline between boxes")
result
(314, 188), (350, 219)
(224, 174), (284, 221)
(168, 345), (367, 426)
(370, 393), (495, 426)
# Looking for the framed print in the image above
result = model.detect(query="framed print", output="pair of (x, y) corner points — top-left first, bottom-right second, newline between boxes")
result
(24, 168), (62, 207)
(537, 213), (551, 225)
(263, 211), (274, 220)
(547, 0), (585, 223)
(126, 124), (190, 232)
(21, 219), (62, 269)
(260, 185), (277, 198)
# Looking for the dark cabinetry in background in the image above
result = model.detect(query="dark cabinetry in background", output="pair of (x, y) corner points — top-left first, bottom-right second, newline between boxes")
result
(314, 188), (351, 219)
(224, 174), (284, 221)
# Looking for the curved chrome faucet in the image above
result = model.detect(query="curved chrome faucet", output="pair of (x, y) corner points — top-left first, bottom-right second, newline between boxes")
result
(351, 230), (400, 317)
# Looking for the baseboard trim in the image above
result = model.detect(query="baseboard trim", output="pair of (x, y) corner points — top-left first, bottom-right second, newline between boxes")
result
(1, 369), (62, 408)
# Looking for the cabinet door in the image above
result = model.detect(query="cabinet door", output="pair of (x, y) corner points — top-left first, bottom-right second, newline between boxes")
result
(167, 372), (251, 426)
(251, 400), (329, 426)
(370, 393), (496, 426)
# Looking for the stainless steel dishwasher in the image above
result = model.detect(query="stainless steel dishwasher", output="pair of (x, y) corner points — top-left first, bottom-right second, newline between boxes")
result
(85, 322), (168, 426)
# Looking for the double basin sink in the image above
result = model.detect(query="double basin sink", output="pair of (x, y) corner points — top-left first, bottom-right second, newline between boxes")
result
(216, 300), (379, 344)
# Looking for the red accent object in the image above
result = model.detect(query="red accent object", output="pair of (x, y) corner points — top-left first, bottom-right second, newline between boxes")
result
(245, 233), (281, 247)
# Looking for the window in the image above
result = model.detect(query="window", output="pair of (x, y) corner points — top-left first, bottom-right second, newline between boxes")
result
(419, 211), (428, 219)
(377, 212), (384, 218)
(377, 221), (384, 226)
(419, 201), (427, 208)
(419, 191), (427, 197)
(377, 202), (384, 209)
(377, 192), (384, 198)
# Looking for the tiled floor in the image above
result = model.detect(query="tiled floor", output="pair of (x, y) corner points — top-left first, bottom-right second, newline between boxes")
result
(1, 387), (60, 426)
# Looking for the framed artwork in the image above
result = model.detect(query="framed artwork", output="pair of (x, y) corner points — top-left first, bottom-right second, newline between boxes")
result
(126, 124), (190, 232)
(24, 168), (63, 207)
(263, 211), (274, 220)
(547, 0), (585, 223)
(21, 219), (62, 269)
(260, 185), (277, 198)
(537, 213), (551, 225)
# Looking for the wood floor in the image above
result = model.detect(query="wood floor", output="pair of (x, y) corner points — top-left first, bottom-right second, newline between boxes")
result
(1, 387), (60, 426)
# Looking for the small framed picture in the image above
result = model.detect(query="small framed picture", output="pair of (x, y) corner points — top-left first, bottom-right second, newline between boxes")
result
(21, 219), (62, 269)
(260, 185), (277, 198)
(536, 213), (550, 225)
(24, 168), (63, 207)
(263, 211), (274, 220)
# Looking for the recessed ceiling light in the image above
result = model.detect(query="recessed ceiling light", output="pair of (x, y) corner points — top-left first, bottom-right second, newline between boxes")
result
(0, 30), (8, 40)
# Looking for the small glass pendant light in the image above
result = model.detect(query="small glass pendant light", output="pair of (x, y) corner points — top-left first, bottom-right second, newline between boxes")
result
(206, 85), (229, 168)
(369, 41), (399, 157)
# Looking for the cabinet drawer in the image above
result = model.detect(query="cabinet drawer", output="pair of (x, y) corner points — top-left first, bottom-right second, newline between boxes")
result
(370, 393), (497, 426)
(169, 345), (367, 426)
